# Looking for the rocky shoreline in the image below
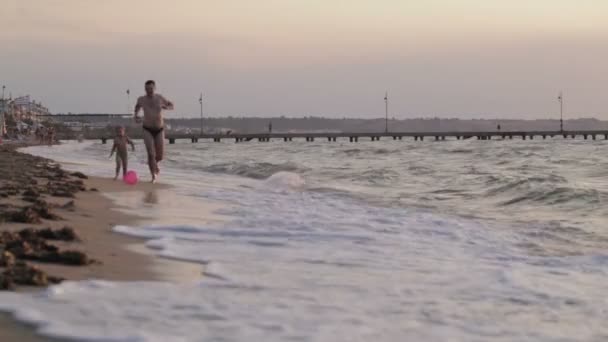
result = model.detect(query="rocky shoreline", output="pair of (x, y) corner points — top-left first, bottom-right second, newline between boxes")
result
(0, 143), (182, 342)
(0, 145), (98, 290)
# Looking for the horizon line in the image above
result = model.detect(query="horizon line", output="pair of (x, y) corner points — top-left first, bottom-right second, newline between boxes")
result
(47, 114), (605, 121)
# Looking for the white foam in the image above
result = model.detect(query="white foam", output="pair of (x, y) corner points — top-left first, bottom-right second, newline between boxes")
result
(262, 171), (306, 191)
(7, 139), (608, 342)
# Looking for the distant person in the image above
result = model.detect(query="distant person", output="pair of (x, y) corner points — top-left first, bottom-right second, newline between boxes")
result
(37, 127), (45, 144)
(268, 121), (273, 133)
(134, 80), (174, 183)
(497, 124), (501, 131)
(35, 127), (41, 144)
(109, 126), (135, 180)
(47, 127), (55, 146)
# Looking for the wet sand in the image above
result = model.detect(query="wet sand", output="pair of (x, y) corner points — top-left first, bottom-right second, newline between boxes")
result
(0, 145), (194, 341)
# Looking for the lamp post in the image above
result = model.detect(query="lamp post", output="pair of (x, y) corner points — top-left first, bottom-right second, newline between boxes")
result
(558, 91), (564, 132)
(1, 85), (5, 100)
(199, 93), (204, 136)
(384, 92), (389, 133)
(126, 89), (130, 115)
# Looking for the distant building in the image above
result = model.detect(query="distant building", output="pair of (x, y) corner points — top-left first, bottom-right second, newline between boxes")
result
(12, 95), (50, 121)
(1, 96), (50, 125)
(40, 114), (132, 131)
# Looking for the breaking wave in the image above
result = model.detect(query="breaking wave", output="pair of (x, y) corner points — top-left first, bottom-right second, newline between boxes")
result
(201, 162), (306, 179)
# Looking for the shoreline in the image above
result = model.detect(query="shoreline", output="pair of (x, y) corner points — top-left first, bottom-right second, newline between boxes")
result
(0, 145), (202, 341)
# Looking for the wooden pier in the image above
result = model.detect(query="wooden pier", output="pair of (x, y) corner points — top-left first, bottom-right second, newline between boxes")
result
(97, 130), (608, 144)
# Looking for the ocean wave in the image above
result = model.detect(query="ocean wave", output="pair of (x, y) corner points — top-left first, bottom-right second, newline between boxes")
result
(484, 172), (563, 187)
(262, 172), (306, 191)
(372, 148), (396, 155)
(350, 168), (400, 184)
(479, 173), (608, 207)
(201, 162), (306, 179)
(447, 148), (474, 154)
(499, 187), (606, 206)
(339, 148), (397, 156)
(341, 148), (362, 155)
(14, 140), (608, 342)
(407, 165), (434, 176)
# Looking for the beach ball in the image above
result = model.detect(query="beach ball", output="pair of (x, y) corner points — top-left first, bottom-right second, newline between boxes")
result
(124, 170), (138, 185)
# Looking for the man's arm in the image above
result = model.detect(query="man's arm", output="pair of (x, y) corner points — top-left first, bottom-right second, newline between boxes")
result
(127, 137), (135, 151)
(109, 142), (117, 157)
(134, 97), (143, 123)
(160, 95), (174, 110)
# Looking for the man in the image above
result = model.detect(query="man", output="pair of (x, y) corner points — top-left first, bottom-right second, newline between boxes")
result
(134, 80), (174, 183)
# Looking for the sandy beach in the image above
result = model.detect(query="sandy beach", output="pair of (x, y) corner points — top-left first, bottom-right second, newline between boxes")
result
(0, 144), (189, 341)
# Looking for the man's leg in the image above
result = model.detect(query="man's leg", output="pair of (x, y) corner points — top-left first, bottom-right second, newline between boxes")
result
(153, 129), (165, 175)
(142, 129), (157, 182)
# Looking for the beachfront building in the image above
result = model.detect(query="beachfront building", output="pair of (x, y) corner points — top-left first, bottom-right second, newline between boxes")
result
(12, 95), (50, 122)
(0, 95), (51, 137)
(42, 114), (132, 131)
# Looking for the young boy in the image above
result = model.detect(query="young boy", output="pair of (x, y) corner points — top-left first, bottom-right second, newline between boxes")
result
(109, 126), (135, 180)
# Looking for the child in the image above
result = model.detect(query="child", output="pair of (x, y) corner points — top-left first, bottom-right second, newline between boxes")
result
(109, 126), (135, 180)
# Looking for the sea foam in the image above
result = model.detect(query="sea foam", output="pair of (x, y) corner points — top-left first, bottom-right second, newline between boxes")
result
(6, 139), (608, 342)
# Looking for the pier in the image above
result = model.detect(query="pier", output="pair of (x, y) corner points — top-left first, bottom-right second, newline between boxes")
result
(93, 130), (608, 144)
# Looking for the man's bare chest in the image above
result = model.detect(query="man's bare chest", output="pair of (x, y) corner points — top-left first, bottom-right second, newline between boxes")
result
(141, 97), (162, 112)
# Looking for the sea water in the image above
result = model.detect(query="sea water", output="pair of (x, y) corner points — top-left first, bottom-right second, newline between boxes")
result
(2, 139), (608, 341)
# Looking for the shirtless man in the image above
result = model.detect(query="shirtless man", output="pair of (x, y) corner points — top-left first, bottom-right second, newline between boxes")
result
(134, 80), (174, 183)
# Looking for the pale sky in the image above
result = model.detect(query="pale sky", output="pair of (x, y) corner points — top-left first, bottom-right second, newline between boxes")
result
(1, 0), (607, 119)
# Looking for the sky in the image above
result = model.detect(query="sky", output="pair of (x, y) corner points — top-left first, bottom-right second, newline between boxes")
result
(1, 0), (607, 119)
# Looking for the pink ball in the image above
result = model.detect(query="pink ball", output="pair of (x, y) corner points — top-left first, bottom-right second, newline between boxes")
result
(123, 170), (138, 185)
